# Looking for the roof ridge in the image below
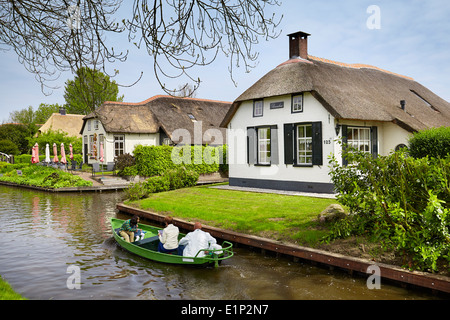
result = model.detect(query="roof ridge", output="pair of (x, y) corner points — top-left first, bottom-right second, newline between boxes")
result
(308, 55), (414, 81)
(103, 94), (232, 106)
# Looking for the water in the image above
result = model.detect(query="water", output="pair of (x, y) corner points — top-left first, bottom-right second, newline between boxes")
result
(0, 185), (440, 300)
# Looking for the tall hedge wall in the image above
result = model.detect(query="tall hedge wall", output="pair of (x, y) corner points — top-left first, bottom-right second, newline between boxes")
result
(134, 145), (227, 177)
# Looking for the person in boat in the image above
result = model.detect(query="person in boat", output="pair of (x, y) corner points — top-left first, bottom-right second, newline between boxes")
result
(178, 222), (220, 258)
(118, 215), (141, 243)
(157, 216), (179, 254)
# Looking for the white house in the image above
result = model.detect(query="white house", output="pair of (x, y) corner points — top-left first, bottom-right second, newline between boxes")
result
(221, 31), (450, 193)
(80, 95), (231, 164)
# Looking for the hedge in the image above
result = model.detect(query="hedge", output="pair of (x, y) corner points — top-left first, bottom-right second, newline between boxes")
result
(408, 126), (450, 159)
(133, 145), (227, 177)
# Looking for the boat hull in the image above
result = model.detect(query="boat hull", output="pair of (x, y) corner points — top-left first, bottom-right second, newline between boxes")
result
(111, 218), (233, 267)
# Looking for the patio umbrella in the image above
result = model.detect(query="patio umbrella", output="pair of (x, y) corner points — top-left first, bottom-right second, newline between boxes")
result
(31, 144), (36, 163)
(60, 143), (67, 164)
(53, 143), (59, 163)
(99, 142), (104, 175)
(69, 144), (74, 161)
(45, 144), (51, 163)
(34, 143), (39, 163)
(99, 142), (104, 163)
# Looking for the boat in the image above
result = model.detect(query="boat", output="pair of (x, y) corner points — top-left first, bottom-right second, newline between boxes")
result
(110, 218), (233, 267)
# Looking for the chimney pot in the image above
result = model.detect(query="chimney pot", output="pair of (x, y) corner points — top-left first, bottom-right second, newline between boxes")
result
(59, 106), (66, 115)
(287, 31), (311, 60)
(400, 100), (406, 110)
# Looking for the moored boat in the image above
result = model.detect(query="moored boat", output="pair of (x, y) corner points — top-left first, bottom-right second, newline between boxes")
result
(110, 218), (233, 267)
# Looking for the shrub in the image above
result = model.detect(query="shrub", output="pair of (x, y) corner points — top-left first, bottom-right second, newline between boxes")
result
(133, 144), (227, 177)
(328, 149), (450, 272)
(126, 167), (199, 201)
(0, 139), (20, 155)
(115, 153), (136, 174)
(408, 126), (450, 159)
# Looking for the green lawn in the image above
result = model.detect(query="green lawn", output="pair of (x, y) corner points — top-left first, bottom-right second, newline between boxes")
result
(127, 185), (338, 246)
(0, 276), (26, 300)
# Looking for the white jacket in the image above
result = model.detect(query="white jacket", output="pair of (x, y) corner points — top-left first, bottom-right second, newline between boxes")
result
(159, 224), (179, 250)
(178, 229), (217, 257)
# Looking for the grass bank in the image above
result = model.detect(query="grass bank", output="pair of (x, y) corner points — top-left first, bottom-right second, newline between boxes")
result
(126, 185), (337, 246)
(0, 163), (92, 189)
(0, 276), (26, 300)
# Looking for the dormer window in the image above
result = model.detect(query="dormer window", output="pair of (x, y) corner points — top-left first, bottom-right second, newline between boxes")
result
(188, 113), (197, 122)
(253, 100), (263, 117)
(292, 93), (303, 113)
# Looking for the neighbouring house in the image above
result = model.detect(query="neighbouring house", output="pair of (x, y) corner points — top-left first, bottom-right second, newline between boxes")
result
(221, 31), (450, 194)
(80, 95), (232, 164)
(36, 107), (85, 138)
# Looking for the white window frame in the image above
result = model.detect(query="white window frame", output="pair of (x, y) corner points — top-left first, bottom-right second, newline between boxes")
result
(292, 94), (303, 113)
(253, 100), (263, 117)
(114, 135), (125, 157)
(257, 127), (271, 165)
(347, 127), (371, 154)
(296, 124), (313, 165)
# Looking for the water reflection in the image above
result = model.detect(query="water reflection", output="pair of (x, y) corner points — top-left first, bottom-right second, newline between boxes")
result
(0, 185), (440, 300)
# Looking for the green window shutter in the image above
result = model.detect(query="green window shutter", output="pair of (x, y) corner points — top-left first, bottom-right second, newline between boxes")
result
(341, 125), (348, 166)
(371, 126), (378, 158)
(284, 123), (294, 164)
(247, 127), (257, 165)
(270, 125), (279, 165)
(312, 122), (323, 166)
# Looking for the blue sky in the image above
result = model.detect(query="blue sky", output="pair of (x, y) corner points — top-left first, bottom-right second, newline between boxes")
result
(1, 0), (450, 123)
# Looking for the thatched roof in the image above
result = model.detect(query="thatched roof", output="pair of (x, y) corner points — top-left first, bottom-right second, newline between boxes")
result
(82, 95), (231, 144)
(38, 113), (85, 137)
(221, 56), (450, 132)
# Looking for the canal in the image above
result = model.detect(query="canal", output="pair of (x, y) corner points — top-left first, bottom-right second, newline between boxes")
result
(0, 185), (440, 300)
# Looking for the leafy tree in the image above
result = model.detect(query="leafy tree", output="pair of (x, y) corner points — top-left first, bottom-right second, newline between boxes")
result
(8, 106), (34, 125)
(29, 129), (82, 155)
(0, 124), (33, 154)
(0, 139), (20, 155)
(34, 103), (62, 124)
(64, 67), (124, 114)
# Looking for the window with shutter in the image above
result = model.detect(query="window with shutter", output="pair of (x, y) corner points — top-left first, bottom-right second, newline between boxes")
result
(283, 122), (322, 166)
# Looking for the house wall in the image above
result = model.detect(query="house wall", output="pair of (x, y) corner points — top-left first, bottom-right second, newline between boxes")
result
(81, 119), (159, 164)
(227, 93), (336, 193)
(227, 93), (414, 193)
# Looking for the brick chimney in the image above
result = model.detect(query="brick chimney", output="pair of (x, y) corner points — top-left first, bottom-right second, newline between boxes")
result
(287, 31), (310, 60)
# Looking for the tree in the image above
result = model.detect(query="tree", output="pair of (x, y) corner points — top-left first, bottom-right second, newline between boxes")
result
(0, 0), (282, 107)
(0, 124), (33, 154)
(34, 103), (62, 124)
(64, 67), (124, 114)
(8, 106), (34, 125)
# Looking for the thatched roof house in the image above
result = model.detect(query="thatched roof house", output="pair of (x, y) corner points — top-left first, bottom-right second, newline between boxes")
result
(221, 31), (450, 194)
(222, 33), (450, 132)
(82, 95), (231, 145)
(37, 107), (85, 138)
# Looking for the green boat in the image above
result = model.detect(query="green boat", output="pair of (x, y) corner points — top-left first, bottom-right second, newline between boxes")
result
(110, 218), (233, 267)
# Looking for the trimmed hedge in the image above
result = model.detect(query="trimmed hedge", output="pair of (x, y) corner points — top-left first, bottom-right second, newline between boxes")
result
(408, 126), (450, 159)
(133, 145), (227, 177)
(125, 166), (199, 201)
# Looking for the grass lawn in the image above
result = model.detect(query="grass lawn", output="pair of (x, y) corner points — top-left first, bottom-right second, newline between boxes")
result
(0, 276), (26, 300)
(127, 185), (339, 246)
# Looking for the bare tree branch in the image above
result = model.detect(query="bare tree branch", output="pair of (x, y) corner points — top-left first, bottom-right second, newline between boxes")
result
(0, 0), (282, 105)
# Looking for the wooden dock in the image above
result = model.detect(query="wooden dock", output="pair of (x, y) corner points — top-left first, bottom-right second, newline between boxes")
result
(117, 203), (450, 295)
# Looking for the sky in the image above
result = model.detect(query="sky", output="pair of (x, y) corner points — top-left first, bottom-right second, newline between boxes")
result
(1, 0), (450, 123)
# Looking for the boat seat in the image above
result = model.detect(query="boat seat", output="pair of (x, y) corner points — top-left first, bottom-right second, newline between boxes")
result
(134, 235), (159, 246)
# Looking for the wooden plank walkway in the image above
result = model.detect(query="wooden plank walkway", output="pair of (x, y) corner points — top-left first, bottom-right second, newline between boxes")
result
(117, 203), (450, 295)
